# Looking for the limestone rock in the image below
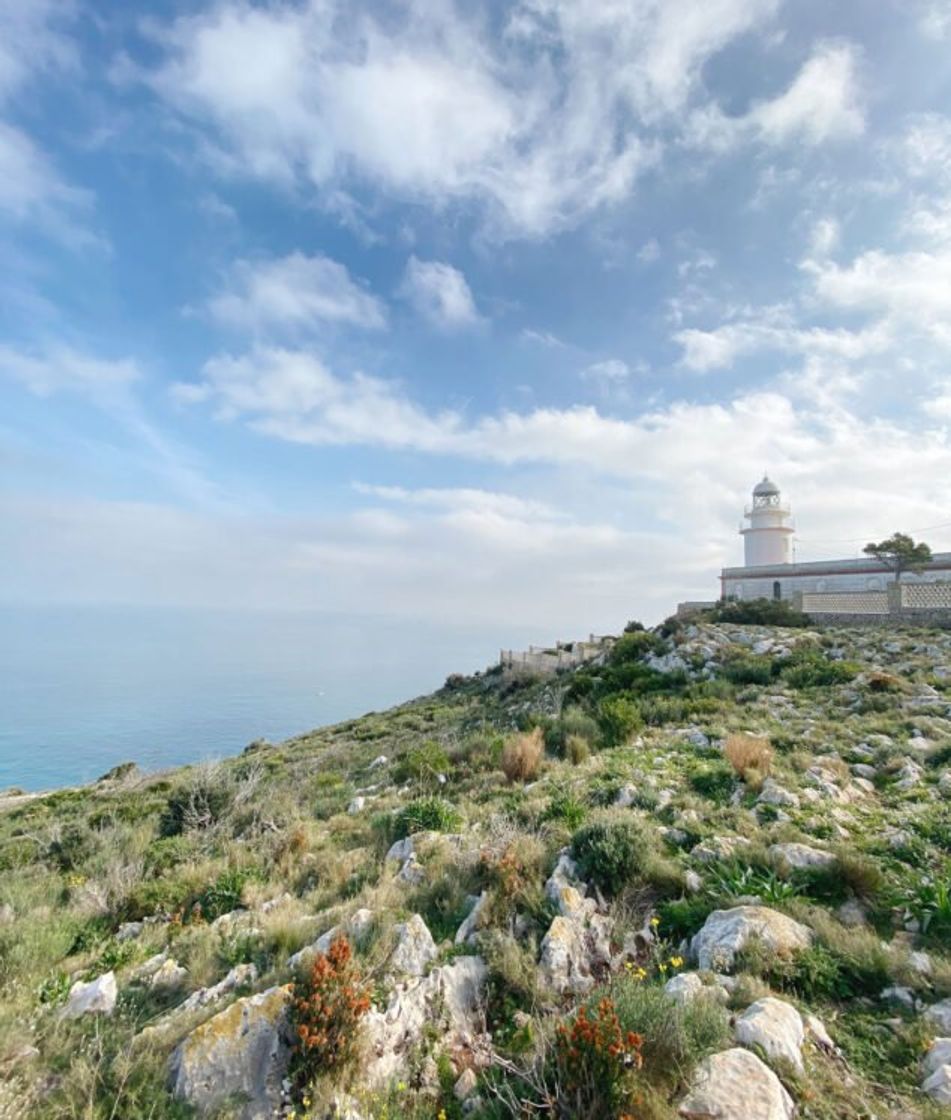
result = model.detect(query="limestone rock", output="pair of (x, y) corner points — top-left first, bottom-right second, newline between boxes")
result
(691, 836), (751, 865)
(169, 985), (292, 1119)
(62, 971), (117, 1019)
(735, 997), (805, 1072)
(390, 914), (438, 977)
(925, 998), (951, 1034)
(364, 956), (487, 1090)
(116, 920), (143, 941)
(922, 1037), (951, 1079)
(768, 843), (836, 872)
(347, 796), (366, 814)
(150, 958), (188, 989)
(289, 909), (375, 970)
(757, 779), (800, 809)
(690, 906), (813, 972)
(803, 1013), (836, 1054)
(678, 1047), (795, 1119)
(456, 892), (489, 944)
(663, 972), (725, 1007)
(454, 1067), (478, 1100)
(179, 964), (258, 1014)
(538, 910), (612, 996)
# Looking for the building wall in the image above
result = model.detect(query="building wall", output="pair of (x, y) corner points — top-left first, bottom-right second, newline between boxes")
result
(721, 554), (951, 603)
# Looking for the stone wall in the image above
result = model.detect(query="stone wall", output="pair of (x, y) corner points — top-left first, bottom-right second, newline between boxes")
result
(794, 582), (951, 628)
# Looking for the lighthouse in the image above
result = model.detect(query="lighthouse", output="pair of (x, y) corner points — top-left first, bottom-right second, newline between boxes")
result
(740, 476), (794, 567)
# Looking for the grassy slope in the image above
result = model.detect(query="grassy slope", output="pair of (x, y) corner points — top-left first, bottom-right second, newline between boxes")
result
(1, 619), (950, 1118)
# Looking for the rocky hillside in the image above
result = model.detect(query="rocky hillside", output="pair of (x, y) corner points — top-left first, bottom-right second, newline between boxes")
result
(2, 617), (951, 1119)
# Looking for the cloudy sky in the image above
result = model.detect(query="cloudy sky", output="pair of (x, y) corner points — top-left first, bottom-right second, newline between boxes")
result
(3, 0), (951, 634)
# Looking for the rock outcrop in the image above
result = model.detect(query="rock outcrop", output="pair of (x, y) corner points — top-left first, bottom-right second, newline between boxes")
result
(678, 1047), (795, 1120)
(691, 906), (813, 972)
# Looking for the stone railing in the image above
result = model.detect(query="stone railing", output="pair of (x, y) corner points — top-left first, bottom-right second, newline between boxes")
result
(800, 590), (889, 615)
(901, 582), (951, 610)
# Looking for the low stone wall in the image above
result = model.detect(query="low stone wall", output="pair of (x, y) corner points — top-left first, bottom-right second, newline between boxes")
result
(805, 610), (951, 629)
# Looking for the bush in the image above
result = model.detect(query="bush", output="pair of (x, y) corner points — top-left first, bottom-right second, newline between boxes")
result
(565, 734), (590, 766)
(709, 598), (810, 627)
(720, 654), (776, 686)
(502, 728), (544, 783)
(542, 788), (588, 830)
(781, 652), (858, 689)
(723, 734), (773, 786)
(553, 996), (643, 1120)
(393, 741), (451, 787)
(571, 817), (650, 896)
(395, 796), (461, 838)
(288, 935), (371, 1098)
(689, 763), (735, 803)
(597, 696), (642, 748)
(159, 766), (234, 837)
(609, 974), (730, 1096)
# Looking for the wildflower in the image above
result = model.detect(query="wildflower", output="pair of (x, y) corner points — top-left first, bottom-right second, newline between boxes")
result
(670, 956), (684, 968)
(650, 916), (660, 927)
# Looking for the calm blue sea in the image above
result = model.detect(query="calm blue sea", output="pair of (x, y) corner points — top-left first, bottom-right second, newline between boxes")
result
(0, 607), (533, 792)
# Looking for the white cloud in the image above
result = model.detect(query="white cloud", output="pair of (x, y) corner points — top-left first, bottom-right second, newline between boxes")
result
(637, 238), (661, 263)
(675, 315), (890, 371)
(0, 0), (77, 105)
(0, 121), (98, 247)
(399, 257), (482, 329)
(208, 253), (386, 333)
(750, 43), (864, 144)
(0, 343), (141, 396)
(804, 248), (951, 346)
(581, 359), (631, 383)
(808, 217), (840, 257)
(521, 327), (569, 349)
(919, 2), (951, 40)
(688, 42), (864, 152)
(137, 0), (788, 238)
(353, 482), (557, 521)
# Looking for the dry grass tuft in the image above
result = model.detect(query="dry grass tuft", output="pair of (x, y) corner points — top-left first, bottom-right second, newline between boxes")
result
(723, 733), (773, 788)
(502, 727), (544, 783)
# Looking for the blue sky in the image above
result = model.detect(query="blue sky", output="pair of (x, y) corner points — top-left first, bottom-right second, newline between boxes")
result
(3, 0), (951, 632)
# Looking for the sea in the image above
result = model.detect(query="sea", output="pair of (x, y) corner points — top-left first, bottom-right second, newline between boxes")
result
(0, 606), (537, 792)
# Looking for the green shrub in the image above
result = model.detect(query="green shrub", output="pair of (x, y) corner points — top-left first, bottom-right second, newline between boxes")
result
(597, 696), (642, 747)
(720, 654), (776, 686)
(609, 974), (730, 1095)
(709, 598), (810, 627)
(688, 763), (735, 803)
(395, 796), (461, 838)
(46, 824), (94, 872)
(542, 788), (588, 831)
(656, 896), (715, 941)
(393, 741), (451, 786)
(193, 866), (260, 921)
(781, 652), (859, 689)
(571, 817), (650, 896)
(159, 767), (234, 837)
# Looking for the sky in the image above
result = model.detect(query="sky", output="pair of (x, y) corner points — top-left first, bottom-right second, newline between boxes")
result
(2, 0), (951, 636)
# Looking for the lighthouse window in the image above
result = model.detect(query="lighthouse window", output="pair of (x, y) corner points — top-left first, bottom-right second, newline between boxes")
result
(772, 580), (781, 600)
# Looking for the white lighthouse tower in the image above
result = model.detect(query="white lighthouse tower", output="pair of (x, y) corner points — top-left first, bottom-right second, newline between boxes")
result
(740, 476), (794, 567)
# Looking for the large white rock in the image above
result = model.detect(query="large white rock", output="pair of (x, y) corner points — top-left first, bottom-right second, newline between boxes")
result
(768, 843), (836, 873)
(757, 779), (799, 809)
(364, 956), (487, 1090)
(390, 914), (438, 977)
(62, 971), (117, 1018)
(925, 998), (951, 1034)
(735, 997), (805, 1072)
(289, 908), (375, 970)
(665, 972), (710, 1006)
(169, 985), (292, 1119)
(923, 1038), (951, 1079)
(538, 911), (612, 996)
(455, 891), (489, 944)
(678, 1047), (795, 1120)
(691, 906), (813, 972)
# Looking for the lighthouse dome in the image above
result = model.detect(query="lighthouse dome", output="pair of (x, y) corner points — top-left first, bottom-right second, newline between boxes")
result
(753, 475), (780, 497)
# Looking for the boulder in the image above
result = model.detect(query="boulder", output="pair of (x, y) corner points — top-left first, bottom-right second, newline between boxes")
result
(922, 1037), (951, 1079)
(150, 958), (188, 989)
(690, 906), (813, 972)
(347, 796), (366, 814)
(925, 998), (951, 1034)
(289, 908), (375, 970)
(364, 956), (487, 1090)
(538, 911), (612, 996)
(456, 892), (490, 944)
(116, 920), (143, 941)
(678, 1047), (795, 1119)
(169, 985), (292, 1119)
(664, 972), (721, 1007)
(390, 914), (438, 977)
(179, 964), (258, 1014)
(62, 971), (117, 1018)
(757, 779), (800, 809)
(690, 836), (751, 865)
(768, 843), (836, 872)
(735, 997), (805, 1072)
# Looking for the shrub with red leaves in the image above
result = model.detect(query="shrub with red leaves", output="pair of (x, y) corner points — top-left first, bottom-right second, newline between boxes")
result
(289, 935), (371, 1095)
(554, 996), (643, 1119)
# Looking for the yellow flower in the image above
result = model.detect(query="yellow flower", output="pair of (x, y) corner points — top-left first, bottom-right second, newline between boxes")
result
(650, 916), (660, 927)
(670, 956), (684, 968)
(397, 1082), (406, 1092)
(659, 963), (668, 972)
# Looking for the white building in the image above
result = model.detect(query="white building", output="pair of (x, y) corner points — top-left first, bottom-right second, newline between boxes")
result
(721, 476), (951, 603)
